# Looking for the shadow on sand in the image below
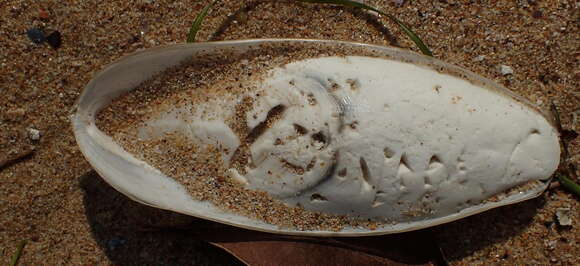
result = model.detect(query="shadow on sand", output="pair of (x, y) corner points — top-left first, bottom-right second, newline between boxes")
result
(80, 170), (439, 265)
(433, 194), (546, 261)
(79, 170), (242, 265)
(80, 169), (544, 265)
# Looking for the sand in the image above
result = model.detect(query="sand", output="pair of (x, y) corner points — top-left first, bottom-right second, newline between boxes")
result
(1, 0), (578, 265)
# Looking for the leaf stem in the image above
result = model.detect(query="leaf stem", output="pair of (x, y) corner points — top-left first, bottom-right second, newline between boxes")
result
(187, 0), (433, 56)
(187, 0), (220, 43)
(559, 174), (580, 197)
(10, 241), (26, 266)
(298, 0), (433, 56)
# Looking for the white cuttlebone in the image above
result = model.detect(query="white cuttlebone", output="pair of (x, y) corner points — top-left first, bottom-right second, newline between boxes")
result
(73, 40), (560, 236)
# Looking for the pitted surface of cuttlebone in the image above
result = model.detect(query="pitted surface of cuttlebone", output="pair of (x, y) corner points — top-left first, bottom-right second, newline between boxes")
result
(138, 56), (560, 221)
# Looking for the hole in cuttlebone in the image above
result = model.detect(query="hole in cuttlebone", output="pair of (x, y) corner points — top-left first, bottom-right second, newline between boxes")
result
(310, 193), (328, 202)
(399, 153), (412, 171)
(338, 168), (347, 177)
(346, 78), (360, 90)
(383, 147), (395, 159)
(246, 104), (286, 143)
(428, 155), (442, 169)
(307, 93), (317, 105)
(429, 155), (441, 165)
(311, 131), (327, 145)
(327, 78), (340, 91)
(306, 157), (317, 171)
(359, 157), (372, 183)
(293, 124), (308, 135)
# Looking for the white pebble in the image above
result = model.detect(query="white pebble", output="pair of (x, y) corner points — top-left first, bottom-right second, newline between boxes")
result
(474, 55), (486, 62)
(556, 208), (572, 226)
(500, 65), (514, 75)
(28, 128), (41, 141)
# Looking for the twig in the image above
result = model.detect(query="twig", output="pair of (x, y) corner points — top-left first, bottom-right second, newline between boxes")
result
(0, 147), (35, 172)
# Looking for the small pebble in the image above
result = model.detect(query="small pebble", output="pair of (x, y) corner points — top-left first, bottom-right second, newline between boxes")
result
(545, 239), (557, 251)
(38, 8), (50, 19)
(555, 208), (572, 226)
(26, 28), (46, 44)
(46, 31), (62, 49)
(500, 65), (514, 75)
(474, 55), (486, 62)
(27, 128), (41, 141)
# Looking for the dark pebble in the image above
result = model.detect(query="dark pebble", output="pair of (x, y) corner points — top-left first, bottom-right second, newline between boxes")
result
(26, 28), (46, 44)
(46, 31), (62, 49)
